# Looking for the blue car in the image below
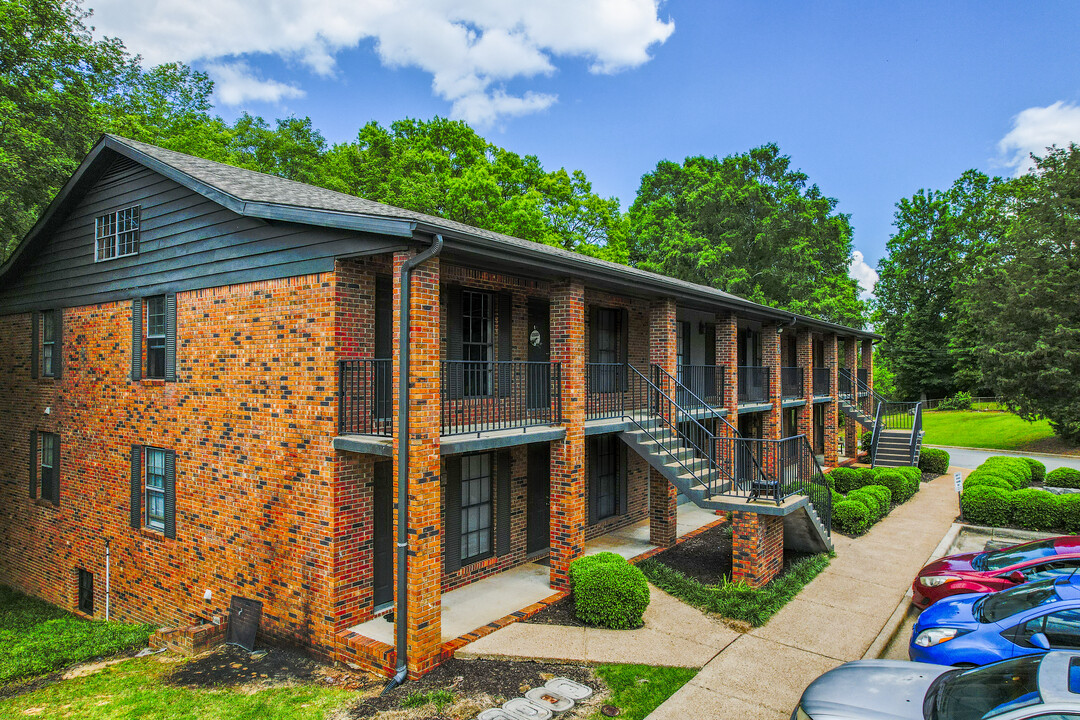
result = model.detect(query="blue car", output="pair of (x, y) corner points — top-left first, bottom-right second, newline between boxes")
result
(910, 575), (1080, 666)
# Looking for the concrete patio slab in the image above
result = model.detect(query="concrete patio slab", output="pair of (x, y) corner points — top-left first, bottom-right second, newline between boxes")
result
(584, 504), (720, 559)
(457, 622), (588, 662)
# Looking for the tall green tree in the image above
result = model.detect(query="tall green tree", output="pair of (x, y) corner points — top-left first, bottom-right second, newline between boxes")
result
(626, 144), (865, 326)
(322, 118), (626, 261)
(956, 145), (1080, 440)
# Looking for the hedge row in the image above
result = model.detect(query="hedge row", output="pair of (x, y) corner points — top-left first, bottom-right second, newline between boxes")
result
(829, 466), (922, 535)
(960, 456), (1078, 533)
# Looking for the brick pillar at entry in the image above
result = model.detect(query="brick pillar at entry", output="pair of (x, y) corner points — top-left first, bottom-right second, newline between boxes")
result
(732, 511), (784, 587)
(796, 329), (813, 438)
(648, 298), (678, 545)
(763, 323), (781, 440)
(844, 337), (858, 458)
(861, 338), (874, 397)
(549, 281), (586, 591)
(716, 312), (739, 471)
(390, 250), (442, 677)
(824, 333), (839, 466)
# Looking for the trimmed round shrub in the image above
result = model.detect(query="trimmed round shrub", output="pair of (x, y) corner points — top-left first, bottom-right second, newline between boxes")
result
(850, 485), (891, 521)
(1009, 489), (1061, 532)
(845, 489), (879, 520)
(571, 553), (650, 629)
(829, 467), (861, 494)
(962, 486), (1012, 527)
(1046, 467), (1080, 489)
(919, 448), (950, 475)
(981, 457), (1032, 489)
(1024, 457), (1047, 485)
(875, 471), (911, 504)
(860, 431), (873, 454)
(964, 474), (1014, 492)
(833, 499), (870, 535)
(1060, 494), (1080, 533)
(862, 484), (893, 515)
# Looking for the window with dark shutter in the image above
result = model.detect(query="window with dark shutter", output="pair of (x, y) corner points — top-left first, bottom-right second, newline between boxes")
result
(164, 450), (176, 539)
(130, 299), (142, 381)
(460, 453), (493, 564)
(462, 290), (494, 397)
(39, 432), (60, 505)
(30, 312), (39, 379)
(593, 435), (619, 521)
(164, 294), (177, 382)
(444, 459), (462, 572)
(496, 450), (511, 556)
(445, 286), (464, 400)
(29, 431), (37, 499)
(41, 310), (56, 377)
(145, 296), (166, 379)
(77, 568), (94, 615)
(130, 445), (142, 530)
(53, 309), (63, 380)
(144, 447), (166, 531)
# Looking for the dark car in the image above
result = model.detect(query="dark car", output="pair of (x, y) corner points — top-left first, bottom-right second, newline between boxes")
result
(913, 536), (1080, 609)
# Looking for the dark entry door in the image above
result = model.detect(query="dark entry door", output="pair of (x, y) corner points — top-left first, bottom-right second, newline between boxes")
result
(813, 404), (825, 454)
(527, 299), (550, 410)
(373, 461), (393, 608)
(527, 444), (550, 554)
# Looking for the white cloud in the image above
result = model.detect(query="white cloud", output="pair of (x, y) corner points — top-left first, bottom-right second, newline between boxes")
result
(849, 250), (878, 302)
(205, 61), (305, 105)
(88, 0), (675, 124)
(998, 101), (1080, 176)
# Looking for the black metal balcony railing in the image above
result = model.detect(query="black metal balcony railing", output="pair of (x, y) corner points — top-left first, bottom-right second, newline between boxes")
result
(586, 363), (630, 419)
(440, 360), (561, 436)
(737, 366), (769, 404)
(780, 367), (804, 399)
(338, 358), (392, 436)
(857, 368), (868, 386)
(677, 364), (725, 408)
(812, 368), (830, 396)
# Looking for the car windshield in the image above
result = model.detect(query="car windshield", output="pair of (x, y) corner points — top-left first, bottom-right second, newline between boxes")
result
(927, 654), (1042, 720)
(980, 538), (1060, 571)
(976, 579), (1059, 623)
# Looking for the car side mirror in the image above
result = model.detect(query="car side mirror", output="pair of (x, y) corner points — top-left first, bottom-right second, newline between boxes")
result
(1007, 570), (1026, 583)
(1029, 632), (1051, 650)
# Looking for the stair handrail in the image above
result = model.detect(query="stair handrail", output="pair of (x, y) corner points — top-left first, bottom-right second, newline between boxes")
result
(799, 434), (832, 536)
(622, 363), (724, 496)
(651, 364), (769, 491)
(869, 400), (884, 468)
(908, 401), (924, 467)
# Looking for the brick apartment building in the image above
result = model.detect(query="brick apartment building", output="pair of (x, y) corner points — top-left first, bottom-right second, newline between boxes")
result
(0, 135), (878, 677)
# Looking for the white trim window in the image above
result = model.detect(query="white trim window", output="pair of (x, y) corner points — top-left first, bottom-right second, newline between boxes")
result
(145, 447), (166, 531)
(95, 206), (140, 261)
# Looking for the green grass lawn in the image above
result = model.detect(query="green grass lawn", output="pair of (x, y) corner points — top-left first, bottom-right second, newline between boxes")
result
(591, 664), (697, 720)
(921, 410), (1065, 452)
(0, 585), (153, 686)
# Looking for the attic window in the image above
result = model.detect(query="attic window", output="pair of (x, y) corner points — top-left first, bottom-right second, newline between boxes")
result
(95, 206), (140, 261)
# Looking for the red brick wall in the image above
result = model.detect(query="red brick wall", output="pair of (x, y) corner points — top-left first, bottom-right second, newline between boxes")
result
(796, 330), (813, 438)
(763, 323), (781, 439)
(0, 274), (343, 654)
(824, 333), (839, 466)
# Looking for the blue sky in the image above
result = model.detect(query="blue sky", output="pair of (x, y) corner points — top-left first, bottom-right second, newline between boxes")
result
(92, 1), (1080, 294)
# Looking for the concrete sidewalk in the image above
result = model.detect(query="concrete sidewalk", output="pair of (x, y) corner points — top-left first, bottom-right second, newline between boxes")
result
(646, 470), (965, 720)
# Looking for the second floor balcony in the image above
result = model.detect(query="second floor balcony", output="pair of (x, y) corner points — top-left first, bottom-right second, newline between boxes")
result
(780, 367), (804, 400)
(737, 366), (769, 404)
(813, 368), (830, 396)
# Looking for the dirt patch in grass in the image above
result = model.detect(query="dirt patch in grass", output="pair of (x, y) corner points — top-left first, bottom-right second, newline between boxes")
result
(168, 644), (371, 691)
(346, 658), (600, 719)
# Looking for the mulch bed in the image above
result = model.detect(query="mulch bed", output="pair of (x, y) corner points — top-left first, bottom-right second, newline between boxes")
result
(168, 644), (371, 691)
(348, 658), (598, 719)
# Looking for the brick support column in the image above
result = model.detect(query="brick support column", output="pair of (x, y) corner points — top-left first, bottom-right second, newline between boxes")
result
(824, 333), (839, 466)
(717, 314), (738, 423)
(796, 329), (813, 439)
(844, 337), (858, 458)
(732, 511), (784, 588)
(391, 250), (442, 677)
(649, 467), (677, 547)
(648, 298), (678, 545)
(763, 324), (781, 440)
(549, 281), (586, 591)
(861, 338), (874, 397)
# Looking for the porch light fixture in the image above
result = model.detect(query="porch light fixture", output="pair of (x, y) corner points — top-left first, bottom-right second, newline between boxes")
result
(530, 326), (543, 347)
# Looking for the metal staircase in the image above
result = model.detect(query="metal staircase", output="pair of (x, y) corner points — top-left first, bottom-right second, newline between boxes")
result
(838, 369), (925, 469)
(608, 364), (833, 552)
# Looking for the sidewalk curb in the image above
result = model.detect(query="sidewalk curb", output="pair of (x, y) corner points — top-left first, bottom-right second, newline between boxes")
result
(862, 522), (964, 660)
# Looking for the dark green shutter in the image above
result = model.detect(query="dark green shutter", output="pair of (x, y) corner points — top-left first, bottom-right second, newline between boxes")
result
(619, 308), (629, 391)
(587, 306), (599, 392)
(497, 292), (512, 397)
(618, 443), (628, 516)
(131, 299), (142, 381)
(164, 450), (176, 539)
(51, 435), (61, 505)
(29, 431), (37, 499)
(165, 294), (177, 382)
(587, 437), (598, 525)
(30, 312), (39, 379)
(53, 310), (63, 380)
(444, 459), (462, 572)
(445, 286), (463, 400)
(130, 445), (142, 530)
(496, 450), (511, 556)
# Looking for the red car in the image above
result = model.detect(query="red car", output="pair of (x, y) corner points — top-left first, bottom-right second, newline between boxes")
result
(912, 536), (1080, 609)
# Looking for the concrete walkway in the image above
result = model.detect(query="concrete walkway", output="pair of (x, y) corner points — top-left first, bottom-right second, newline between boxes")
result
(459, 582), (740, 668)
(646, 469), (966, 720)
(930, 446), (1080, 473)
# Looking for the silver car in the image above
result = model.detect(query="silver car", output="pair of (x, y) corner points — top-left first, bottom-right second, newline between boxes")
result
(792, 651), (1080, 720)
